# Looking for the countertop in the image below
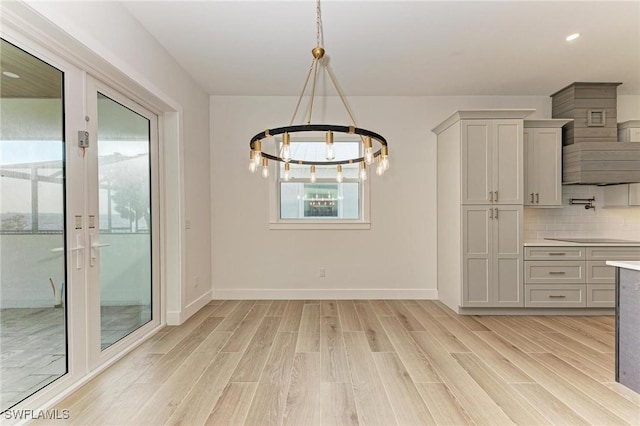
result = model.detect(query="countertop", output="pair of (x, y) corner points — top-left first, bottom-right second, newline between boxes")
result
(525, 240), (640, 247)
(606, 261), (640, 271)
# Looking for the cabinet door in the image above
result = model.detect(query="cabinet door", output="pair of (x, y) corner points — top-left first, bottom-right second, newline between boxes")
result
(533, 129), (562, 206)
(494, 120), (523, 204)
(462, 206), (492, 306)
(524, 129), (535, 206)
(462, 121), (492, 204)
(493, 206), (523, 306)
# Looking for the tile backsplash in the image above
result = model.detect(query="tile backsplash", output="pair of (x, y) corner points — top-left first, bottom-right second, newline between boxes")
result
(524, 185), (640, 241)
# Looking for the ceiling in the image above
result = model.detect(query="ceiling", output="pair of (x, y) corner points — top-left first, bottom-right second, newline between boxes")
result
(0, 39), (63, 98)
(122, 1), (639, 97)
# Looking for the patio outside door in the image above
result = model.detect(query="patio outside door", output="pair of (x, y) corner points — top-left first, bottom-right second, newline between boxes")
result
(0, 36), (160, 412)
(85, 77), (160, 365)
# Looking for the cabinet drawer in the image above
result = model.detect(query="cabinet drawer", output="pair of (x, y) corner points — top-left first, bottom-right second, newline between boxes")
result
(525, 247), (585, 260)
(587, 284), (615, 308)
(525, 285), (586, 308)
(525, 261), (585, 284)
(586, 261), (616, 284)
(587, 247), (640, 261)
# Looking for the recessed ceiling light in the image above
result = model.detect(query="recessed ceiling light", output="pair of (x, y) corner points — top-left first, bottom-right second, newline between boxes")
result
(566, 33), (581, 41)
(2, 71), (20, 78)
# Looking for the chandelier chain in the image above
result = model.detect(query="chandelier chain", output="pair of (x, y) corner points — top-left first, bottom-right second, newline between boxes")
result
(316, 0), (324, 48)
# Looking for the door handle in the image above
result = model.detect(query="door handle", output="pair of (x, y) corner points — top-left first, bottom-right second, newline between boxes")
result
(51, 235), (85, 269)
(494, 191), (498, 202)
(89, 234), (110, 267)
(536, 193), (539, 204)
(489, 191), (493, 202)
(494, 208), (498, 219)
(530, 193), (534, 203)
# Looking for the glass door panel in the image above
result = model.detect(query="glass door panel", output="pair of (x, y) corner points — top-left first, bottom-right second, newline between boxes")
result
(0, 38), (66, 410)
(96, 93), (152, 351)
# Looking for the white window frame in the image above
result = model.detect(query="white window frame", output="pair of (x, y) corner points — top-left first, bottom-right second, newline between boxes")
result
(269, 137), (370, 230)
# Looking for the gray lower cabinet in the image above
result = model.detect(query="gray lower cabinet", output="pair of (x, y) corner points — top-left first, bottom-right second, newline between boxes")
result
(524, 246), (640, 308)
(463, 205), (523, 307)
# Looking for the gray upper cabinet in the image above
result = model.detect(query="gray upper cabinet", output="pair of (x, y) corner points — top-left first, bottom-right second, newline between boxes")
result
(462, 119), (524, 205)
(524, 120), (571, 207)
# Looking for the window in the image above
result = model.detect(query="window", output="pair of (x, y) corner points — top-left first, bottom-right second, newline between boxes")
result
(270, 139), (370, 229)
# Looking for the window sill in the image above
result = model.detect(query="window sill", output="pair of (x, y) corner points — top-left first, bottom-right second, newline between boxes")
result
(269, 221), (371, 230)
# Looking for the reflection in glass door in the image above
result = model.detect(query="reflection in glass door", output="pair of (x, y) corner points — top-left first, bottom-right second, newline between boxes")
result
(0, 39), (67, 410)
(95, 93), (152, 351)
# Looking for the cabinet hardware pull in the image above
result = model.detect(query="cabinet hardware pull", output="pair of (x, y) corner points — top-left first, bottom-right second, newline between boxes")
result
(489, 191), (493, 202)
(494, 208), (498, 219)
(549, 252), (566, 256)
(495, 191), (498, 202)
(549, 295), (567, 298)
(530, 193), (534, 203)
(489, 208), (493, 219)
(536, 193), (539, 203)
(548, 271), (566, 275)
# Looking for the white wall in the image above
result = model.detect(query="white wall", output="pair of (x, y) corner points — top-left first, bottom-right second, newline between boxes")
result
(15, 1), (212, 321)
(210, 95), (552, 299)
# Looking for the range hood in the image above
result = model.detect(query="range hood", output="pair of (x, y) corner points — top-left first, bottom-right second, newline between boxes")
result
(551, 82), (640, 185)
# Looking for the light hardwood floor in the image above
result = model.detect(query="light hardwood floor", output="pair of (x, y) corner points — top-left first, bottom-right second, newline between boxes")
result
(44, 300), (639, 425)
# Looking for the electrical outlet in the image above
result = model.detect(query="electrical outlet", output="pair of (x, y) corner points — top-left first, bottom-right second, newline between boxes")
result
(319, 268), (326, 278)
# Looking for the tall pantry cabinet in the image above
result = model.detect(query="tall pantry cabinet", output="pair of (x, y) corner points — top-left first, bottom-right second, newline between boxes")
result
(433, 110), (534, 312)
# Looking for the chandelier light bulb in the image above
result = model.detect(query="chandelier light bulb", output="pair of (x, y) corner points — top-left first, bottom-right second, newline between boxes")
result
(282, 132), (291, 162)
(249, 151), (258, 173)
(253, 140), (262, 165)
(262, 158), (269, 178)
(326, 131), (335, 160)
(382, 157), (390, 171)
(364, 136), (374, 165)
(336, 165), (344, 183)
(359, 162), (367, 181)
(284, 163), (291, 181)
(310, 165), (317, 183)
(381, 145), (389, 171)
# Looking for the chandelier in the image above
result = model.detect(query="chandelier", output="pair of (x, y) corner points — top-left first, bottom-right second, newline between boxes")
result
(248, 0), (389, 182)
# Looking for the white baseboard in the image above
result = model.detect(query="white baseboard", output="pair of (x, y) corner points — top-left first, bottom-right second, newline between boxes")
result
(166, 289), (212, 325)
(211, 288), (438, 300)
